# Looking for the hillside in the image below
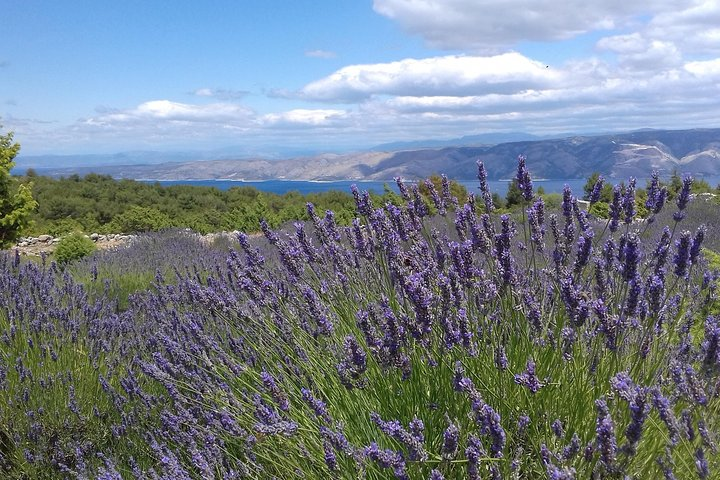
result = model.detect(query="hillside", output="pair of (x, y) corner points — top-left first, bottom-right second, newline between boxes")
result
(28, 127), (720, 181)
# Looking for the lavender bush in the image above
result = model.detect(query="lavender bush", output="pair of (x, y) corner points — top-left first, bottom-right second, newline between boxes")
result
(1, 157), (719, 478)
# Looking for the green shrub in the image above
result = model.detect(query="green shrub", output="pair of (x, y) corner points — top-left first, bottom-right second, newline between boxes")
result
(109, 205), (171, 233)
(54, 232), (96, 264)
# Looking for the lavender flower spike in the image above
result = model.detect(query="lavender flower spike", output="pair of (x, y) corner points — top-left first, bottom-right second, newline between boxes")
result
(516, 154), (533, 201)
(477, 160), (494, 213)
(673, 174), (693, 221)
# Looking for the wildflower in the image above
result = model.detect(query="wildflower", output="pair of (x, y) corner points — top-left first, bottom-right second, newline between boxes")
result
(595, 398), (617, 472)
(623, 177), (636, 224)
(673, 174), (693, 221)
(514, 359), (543, 394)
(695, 448), (709, 479)
(589, 175), (605, 204)
(516, 154), (533, 201)
(673, 231), (692, 278)
(608, 185), (622, 232)
(441, 420), (460, 459)
(477, 160), (494, 213)
(690, 225), (706, 265)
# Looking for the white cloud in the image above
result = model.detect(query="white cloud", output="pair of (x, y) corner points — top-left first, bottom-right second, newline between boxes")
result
(191, 88), (249, 100)
(262, 109), (348, 127)
(86, 100), (255, 125)
(305, 49), (337, 59)
(372, 0), (683, 51)
(296, 53), (564, 102)
(685, 58), (720, 77)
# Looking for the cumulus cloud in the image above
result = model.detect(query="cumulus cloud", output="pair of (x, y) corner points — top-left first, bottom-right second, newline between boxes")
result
(295, 53), (564, 102)
(372, 0), (683, 51)
(305, 49), (337, 59)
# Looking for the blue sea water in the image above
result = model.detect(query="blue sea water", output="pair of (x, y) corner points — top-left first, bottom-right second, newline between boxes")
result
(144, 176), (720, 196)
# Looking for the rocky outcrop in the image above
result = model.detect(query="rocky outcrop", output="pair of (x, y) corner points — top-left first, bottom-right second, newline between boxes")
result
(12, 233), (135, 256)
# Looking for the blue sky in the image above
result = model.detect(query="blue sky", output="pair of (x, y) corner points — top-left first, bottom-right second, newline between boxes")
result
(2, 0), (720, 156)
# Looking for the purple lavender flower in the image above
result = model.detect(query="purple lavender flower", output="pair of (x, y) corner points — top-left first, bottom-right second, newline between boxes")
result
(589, 175), (605, 204)
(517, 414), (531, 435)
(323, 440), (337, 471)
(424, 179), (446, 215)
(514, 359), (543, 394)
(573, 233), (593, 274)
(465, 434), (485, 480)
(674, 174), (693, 221)
(441, 174), (459, 210)
(551, 419), (565, 438)
(442, 420), (460, 459)
(494, 345), (508, 371)
(622, 177), (637, 224)
(429, 470), (445, 480)
(702, 315), (720, 370)
(624, 387), (650, 452)
(516, 154), (533, 201)
(477, 160), (494, 213)
(260, 371), (289, 411)
(645, 171), (668, 215)
(690, 225), (706, 265)
(364, 442), (409, 479)
(370, 412), (427, 461)
(608, 185), (622, 232)
(673, 230), (692, 278)
(621, 233), (641, 282)
(695, 448), (709, 479)
(562, 185), (573, 219)
(350, 184), (373, 216)
(301, 388), (331, 424)
(595, 398), (617, 472)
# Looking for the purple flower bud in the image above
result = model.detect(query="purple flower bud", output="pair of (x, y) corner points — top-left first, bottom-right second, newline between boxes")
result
(595, 398), (617, 472)
(623, 178), (636, 224)
(516, 155), (533, 201)
(590, 175), (605, 204)
(477, 160), (494, 213)
(690, 225), (706, 265)
(562, 185), (573, 219)
(673, 231), (692, 277)
(675, 174), (693, 219)
(514, 359), (543, 394)
(696, 448), (709, 479)
(608, 185), (622, 232)
(442, 421), (460, 459)
(429, 470), (445, 480)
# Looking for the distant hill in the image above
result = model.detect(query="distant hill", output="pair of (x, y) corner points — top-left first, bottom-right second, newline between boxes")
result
(23, 128), (720, 181)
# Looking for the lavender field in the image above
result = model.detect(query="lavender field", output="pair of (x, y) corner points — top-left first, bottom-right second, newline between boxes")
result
(1, 159), (719, 479)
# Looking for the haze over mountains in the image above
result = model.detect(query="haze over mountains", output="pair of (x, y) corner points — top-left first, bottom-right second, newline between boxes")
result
(18, 128), (720, 181)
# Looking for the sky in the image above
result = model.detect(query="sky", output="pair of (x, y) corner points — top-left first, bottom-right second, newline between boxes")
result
(2, 0), (720, 157)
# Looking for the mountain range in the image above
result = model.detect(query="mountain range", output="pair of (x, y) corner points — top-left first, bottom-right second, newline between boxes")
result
(19, 128), (720, 181)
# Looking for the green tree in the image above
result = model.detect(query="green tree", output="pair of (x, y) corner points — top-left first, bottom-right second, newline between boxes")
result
(505, 179), (524, 209)
(0, 129), (37, 248)
(109, 205), (171, 233)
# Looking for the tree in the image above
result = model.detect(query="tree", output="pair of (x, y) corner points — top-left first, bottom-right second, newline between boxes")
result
(505, 179), (524, 209)
(1, 129), (37, 248)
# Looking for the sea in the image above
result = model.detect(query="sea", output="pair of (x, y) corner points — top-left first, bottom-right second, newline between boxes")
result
(141, 176), (720, 197)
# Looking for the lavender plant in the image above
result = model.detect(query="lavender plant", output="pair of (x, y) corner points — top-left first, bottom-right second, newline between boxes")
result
(1, 158), (718, 479)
